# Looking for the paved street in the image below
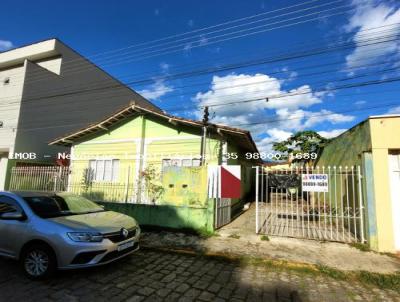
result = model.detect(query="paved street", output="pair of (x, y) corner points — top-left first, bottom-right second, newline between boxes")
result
(0, 249), (398, 302)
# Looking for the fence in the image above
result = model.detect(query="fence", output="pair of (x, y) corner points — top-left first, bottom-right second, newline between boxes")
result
(8, 166), (146, 203)
(9, 166), (69, 192)
(8, 165), (205, 206)
(255, 166), (366, 243)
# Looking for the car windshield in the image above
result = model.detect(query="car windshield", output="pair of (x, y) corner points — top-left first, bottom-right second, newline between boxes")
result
(23, 193), (104, 218)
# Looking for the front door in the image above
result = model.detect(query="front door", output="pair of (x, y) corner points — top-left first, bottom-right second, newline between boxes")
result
(389, 151), (400, 251)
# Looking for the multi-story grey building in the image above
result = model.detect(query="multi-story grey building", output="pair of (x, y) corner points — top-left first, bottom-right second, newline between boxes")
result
(0, 38), (158, 189)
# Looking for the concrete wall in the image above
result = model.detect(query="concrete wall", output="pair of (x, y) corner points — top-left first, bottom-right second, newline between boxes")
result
(317, 120), (372, 167)
(369, 117), (400, 252)
(0, 64), (26, 151)
(317, 117), (400, 252)
(0, 60), (27, 190)
(100, 201), (214, 233)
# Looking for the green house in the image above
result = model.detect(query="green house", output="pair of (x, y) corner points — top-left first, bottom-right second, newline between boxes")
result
(50, 104), (259, 232)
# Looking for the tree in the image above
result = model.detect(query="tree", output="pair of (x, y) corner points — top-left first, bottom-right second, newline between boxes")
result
(272, 130), (329, 165)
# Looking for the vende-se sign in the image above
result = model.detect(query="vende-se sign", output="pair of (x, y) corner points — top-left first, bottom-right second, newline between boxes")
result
(302, 174), (329, 192)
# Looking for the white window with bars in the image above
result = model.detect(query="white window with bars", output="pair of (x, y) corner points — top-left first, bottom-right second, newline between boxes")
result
(162, 158), (201, 171)
(89, 159), (119, 182)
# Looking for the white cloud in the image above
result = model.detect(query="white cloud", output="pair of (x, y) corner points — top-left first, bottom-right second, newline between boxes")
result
(303, 109), (355, 128)
(0, 39), (13, 51)
(355, 100), (366, 105)
(318, 129), (347, 139)
(160, 62), (170, 72)
(138, 79), (173, 100)
(194, 73), (354, 153)
(280, 67), (298, 82)
(273, 108), (353, 133)
(345, 0), (400, 69)
(256, 129), (292, 154)
(195, 73), (321, 115)
(386, 105), (400, 114)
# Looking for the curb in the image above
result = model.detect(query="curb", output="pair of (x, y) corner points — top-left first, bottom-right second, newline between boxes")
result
(141, 244), (320, 270)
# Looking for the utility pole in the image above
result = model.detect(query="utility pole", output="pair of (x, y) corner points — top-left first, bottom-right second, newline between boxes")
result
(202, 106), (209, 124)
(200, 106), (209, 165)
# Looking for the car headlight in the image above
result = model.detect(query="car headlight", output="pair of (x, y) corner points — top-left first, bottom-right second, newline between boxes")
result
(67, 232), (103, 242)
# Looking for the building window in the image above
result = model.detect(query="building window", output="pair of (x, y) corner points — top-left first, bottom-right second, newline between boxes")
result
(162, 158), (201, 171)
(182, 159), (192, 167)
(89, 159), (119, 182)
(3, 77), (10, 85)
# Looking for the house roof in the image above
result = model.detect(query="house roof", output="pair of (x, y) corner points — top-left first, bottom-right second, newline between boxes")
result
(49, 103), (259, 153)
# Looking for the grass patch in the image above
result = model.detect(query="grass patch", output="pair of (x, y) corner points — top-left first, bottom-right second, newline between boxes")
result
(356, 271), (400, 290)
(260, 235), (270, 241)
(233, 255), (400, 292)
(197, 229), (218, 238)
(228, 234), (241, 239)
(349, 242), (371, 252)
(316, 265), (347, 280)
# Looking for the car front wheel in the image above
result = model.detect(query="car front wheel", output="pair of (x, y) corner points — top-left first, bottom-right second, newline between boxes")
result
(21, 243), (56, 280)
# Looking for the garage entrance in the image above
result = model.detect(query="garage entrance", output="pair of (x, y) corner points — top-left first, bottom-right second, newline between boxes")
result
(255, 166), (366, 243)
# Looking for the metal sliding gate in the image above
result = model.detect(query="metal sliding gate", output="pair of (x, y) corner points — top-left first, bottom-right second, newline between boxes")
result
(215, 198), (232, 229)
(208, 166), (232, 229)
(255, 166), (366, 243)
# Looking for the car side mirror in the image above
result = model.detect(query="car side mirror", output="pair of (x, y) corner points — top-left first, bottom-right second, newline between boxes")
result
(0, 212), (26, 221)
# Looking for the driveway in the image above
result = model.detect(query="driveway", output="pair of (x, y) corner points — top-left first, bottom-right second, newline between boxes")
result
(0, 249), (398, 302)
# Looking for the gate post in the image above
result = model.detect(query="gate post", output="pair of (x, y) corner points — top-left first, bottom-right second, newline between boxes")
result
(358, 166), (366, 243)
(255, 166), (259, 234)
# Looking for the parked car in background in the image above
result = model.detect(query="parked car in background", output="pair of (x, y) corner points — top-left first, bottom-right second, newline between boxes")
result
(0, 191), (140, 279)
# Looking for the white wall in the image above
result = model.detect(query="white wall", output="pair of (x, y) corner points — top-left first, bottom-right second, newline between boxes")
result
(0, 64), (26, 152)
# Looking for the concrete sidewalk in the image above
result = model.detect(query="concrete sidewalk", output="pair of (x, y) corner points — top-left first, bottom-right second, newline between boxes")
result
(141, 205), (400, 274)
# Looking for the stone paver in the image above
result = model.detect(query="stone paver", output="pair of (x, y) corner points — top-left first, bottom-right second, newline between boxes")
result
(141, 205), (400, 274)
(0, 249), (398, 302)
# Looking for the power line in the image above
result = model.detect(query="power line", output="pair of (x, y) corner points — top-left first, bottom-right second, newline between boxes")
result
(3, 19), (396, 104)
(88, 0), (347, 65)
(4, 1), (358, 86)
(2, 0), (331, 82)
(1, 31), (398, 106)
(6, 97), (400, 133)
(0, 53), (398, 121)
(62, 5), (358, 70)
(4, 75), (400, 131)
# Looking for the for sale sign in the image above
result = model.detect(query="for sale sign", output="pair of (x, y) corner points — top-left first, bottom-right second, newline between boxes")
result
(302, 174), (329, 192)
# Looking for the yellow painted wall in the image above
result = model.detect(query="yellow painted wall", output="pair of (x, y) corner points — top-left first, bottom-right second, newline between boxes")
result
(369, 117), (400, 252)
(69, 115), (222, 204)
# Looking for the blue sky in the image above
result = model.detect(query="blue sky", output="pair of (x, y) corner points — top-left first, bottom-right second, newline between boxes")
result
(1, 0), (400, 152)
